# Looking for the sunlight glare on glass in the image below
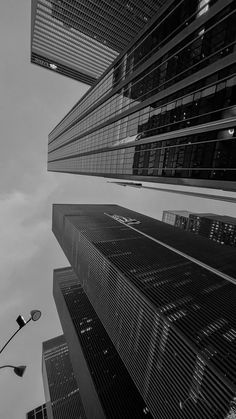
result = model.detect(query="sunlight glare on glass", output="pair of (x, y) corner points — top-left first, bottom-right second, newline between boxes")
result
(49, 63), (57, 70)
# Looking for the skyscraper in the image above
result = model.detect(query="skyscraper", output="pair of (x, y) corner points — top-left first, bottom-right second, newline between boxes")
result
(52, 204), (236, 418)
(31, 0), (163, 83)
(53, 267), (152, 419)
(162, 210), (236, 247)
(42, 334), (86, 419)
(48, 0), (236, 192)
(26, 404), (48, 419)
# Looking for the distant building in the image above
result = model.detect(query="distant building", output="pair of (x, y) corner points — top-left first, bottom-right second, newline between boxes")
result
(162, 210), (191, 229)
(53, 267), (152, 419)
(52, 203), (236, 418)
(42, 335), (86, 419)
(31, 0), (163, 83)
(162, 210), (236, 247)
(48, 0), (236, 191)
(188, 213), (236, 247)
(26, 404), (47, 418)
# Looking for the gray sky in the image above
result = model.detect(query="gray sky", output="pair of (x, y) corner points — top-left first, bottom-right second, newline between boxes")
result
(0, 1), (236, 418)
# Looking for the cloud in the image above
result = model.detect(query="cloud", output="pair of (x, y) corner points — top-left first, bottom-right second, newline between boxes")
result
(0, 174), (59, 286)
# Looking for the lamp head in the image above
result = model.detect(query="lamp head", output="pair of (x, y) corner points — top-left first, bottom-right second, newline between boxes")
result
(14, 365), (26, 377)
(30, 310), (41, 321)
(16, 315), (26, 329)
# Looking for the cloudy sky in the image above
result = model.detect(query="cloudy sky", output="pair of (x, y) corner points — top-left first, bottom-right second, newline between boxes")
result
(0, 1), (236, 417)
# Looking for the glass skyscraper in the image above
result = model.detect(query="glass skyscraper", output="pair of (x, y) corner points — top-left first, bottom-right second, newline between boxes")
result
(31, 0), (163, 83)
(48, 0), (236, 191)
(42, 334), (86, 419)
(52, 204), (236, 418)
(53, 267), (152, 419)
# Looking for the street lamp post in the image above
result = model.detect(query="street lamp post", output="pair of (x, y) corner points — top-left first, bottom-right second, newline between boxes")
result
(0, 310), (41, 355)
(0, 365), (26, 377)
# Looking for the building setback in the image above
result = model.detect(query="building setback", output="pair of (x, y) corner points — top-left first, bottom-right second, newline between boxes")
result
(52, 204), (236, 419)
(42, 334), (87, 419)
(48, 0), (236, 191)
(26, 404), (48, 418)
(31, 0), (164, 84)
(162, 210), (236, 247)
(109, 181), (236, 204)
(53, 267), (152, 419)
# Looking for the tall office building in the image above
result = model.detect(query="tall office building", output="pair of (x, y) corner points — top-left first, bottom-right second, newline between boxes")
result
(48, 0), (236, 191)
(52, 204), (236, 418)
(26, 404), (48, 418)
(31, 0), (163, 83)
(42, 335), (86, 419)
(162, 210), (236, 247)
(53, 267), (152, 419)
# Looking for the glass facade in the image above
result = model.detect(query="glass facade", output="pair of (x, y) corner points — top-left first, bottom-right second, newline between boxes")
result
(52, 204), (236, 419)
(53, 267), (153, 419)
(48, 0), (236, 191)
(31, 0), (164, 83)
(26, 404), (48, 419)
(42, 335), (87, 419)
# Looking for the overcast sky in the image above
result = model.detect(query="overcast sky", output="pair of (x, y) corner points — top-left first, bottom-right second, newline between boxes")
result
(0, 1), (236, 418)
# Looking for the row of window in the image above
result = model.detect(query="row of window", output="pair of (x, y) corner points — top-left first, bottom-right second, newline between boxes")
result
(61, 257), (152, 418)
(48, 69), (236, 161)
(48, 130), (236, 181)
(51, 0), (157, 52)
(129, 7), (236, 103)
(124, 0), (216, 76)
(35, 3), (113, 75)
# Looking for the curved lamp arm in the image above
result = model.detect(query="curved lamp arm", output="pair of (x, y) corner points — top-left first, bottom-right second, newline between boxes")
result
(0, 365), (26, 377)
(0, 328), (22, 355)
(0, 310), (41, 355)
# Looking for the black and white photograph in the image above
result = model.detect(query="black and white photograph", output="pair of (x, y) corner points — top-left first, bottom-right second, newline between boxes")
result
(0, 1), (236, 418)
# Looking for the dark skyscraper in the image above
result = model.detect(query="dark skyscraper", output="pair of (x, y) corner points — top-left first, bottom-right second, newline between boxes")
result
(53, 267), (152, 419)
(52, 204), (236, 418)
(42, 334), (86, 419)
(163, 210), (236, 247)
(31, 0), (163, 83)
(48, 0), (236, 192)
(26, 404), (48, 418)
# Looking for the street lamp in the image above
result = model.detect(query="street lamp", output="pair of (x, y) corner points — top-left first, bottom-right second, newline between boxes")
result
(0, 310), (41, 355)
(0, 365), (26, 377)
